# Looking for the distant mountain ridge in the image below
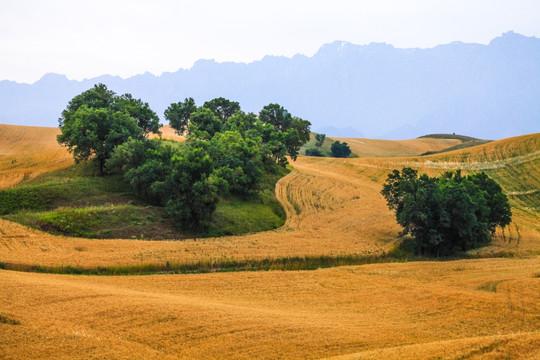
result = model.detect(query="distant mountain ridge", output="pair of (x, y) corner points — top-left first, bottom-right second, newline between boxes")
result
(1, 31), (539, 139)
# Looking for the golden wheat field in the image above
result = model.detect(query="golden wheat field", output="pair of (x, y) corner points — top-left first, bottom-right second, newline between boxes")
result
(0, 124), (73, 190)
(334, 137), (461, 158)
(1, 125), (539, 359)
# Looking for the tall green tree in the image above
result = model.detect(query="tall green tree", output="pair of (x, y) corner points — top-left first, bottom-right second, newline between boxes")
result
(57, 84), (159, 174)
(314, 133), (326, 148)
(165, 145), (223, 230)
(115, 94), (161, 135)
(208, 131), (263, 193)
(164, 97), (197, 135)
(188, 108), (222, 139)
(259, 103), (292, 131)
(203, 97), (241, 123)
(258, 104), (311, 163)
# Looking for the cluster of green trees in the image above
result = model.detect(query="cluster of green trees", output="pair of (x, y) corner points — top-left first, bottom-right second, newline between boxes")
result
(305, 133), (325, 157)
(58, 85), (311, 230)
(381, 168), (512, 256)
(305, 133), (352, 158)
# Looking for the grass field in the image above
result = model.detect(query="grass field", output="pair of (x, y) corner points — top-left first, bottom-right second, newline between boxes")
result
(0, 124), (538, 359)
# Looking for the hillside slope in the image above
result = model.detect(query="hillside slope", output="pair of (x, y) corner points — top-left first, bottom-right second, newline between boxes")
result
(333, 137), (460, 157)
(0, 124), (72, 189)
(1, 128), (538, 269)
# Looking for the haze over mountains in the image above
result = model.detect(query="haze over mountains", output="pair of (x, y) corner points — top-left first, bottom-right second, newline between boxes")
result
(1, 31), (538, 139)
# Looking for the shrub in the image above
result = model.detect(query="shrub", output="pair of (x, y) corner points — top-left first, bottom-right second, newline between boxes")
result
(305, 147), (324, 157)
(381, 168), (512, 256)
(330, 141), (351, 158)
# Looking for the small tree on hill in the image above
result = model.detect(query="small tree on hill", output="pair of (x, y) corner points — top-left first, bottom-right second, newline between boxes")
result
(314, 133), (326, 148)
(164, 97), (197, 135)
(330, 140), (351, 158)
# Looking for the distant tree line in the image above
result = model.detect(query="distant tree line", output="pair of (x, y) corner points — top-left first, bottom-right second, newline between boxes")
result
(305, 133), (352, 158)
(381, 168), (512, 256)
(58, 85), (311, 230)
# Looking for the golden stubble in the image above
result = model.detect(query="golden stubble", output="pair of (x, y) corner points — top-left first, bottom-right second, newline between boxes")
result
(334, 137), (461, 158)
(1, 257), (539, 359)
(0, 124), (73, 189)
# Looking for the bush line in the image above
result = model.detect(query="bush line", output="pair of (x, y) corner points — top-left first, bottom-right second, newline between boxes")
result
(0, 251), (522, 276)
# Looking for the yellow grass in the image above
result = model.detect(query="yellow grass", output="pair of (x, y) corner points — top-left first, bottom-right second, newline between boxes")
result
(150, 124), (186, 142)
(1, 257), (539, 359)
(0, 124), (73, 189)
(335, 137), (461, 157)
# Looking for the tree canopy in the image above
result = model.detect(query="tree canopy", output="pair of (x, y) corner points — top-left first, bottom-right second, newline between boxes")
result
(203, 97), (241, 123)
(57, 84), (161, 173)
(163, 97), (196, 135)
(381, 168), (512, 256)
(330, 140), (351, 158)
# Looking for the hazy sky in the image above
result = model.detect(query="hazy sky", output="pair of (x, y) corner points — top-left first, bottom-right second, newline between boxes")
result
(1, 0), (539, 84)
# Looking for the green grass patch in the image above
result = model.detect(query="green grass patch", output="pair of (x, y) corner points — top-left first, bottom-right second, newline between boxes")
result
(421, 140), (492, 156)
(0, 247), (526, 276)
(418, 133), (492, 156)
(418, 133), (482, 142)
(4, 205), (183, 240)
(0, 314), (20, 325)
(301, 132), (357, 158)
(1, 161), (288, 239)
(0, 163), (137, 215)
(208, 197), (285, 237)
(477, 281), (503, 293)
(205, 167), (288, 237)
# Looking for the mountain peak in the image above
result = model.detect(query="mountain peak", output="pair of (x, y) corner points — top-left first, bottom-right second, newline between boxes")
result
(35, 73), (69, 84)
(489, 30), (538, 47)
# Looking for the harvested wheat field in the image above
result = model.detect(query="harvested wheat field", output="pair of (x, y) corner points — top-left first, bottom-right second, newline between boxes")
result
(334, 137), (461, 158)
(0, 124), (73, 189)
(1, 125), (539, 359)
(1, 257), (539, 359)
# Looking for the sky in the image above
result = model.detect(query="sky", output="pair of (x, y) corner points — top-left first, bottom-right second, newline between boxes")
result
(1, 0), (539, 84)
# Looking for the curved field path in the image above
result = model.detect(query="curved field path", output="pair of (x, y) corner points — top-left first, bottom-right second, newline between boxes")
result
(0, 155), (401, 268)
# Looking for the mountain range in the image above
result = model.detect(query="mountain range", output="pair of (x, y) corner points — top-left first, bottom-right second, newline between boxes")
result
(1, 31), (539, 139)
